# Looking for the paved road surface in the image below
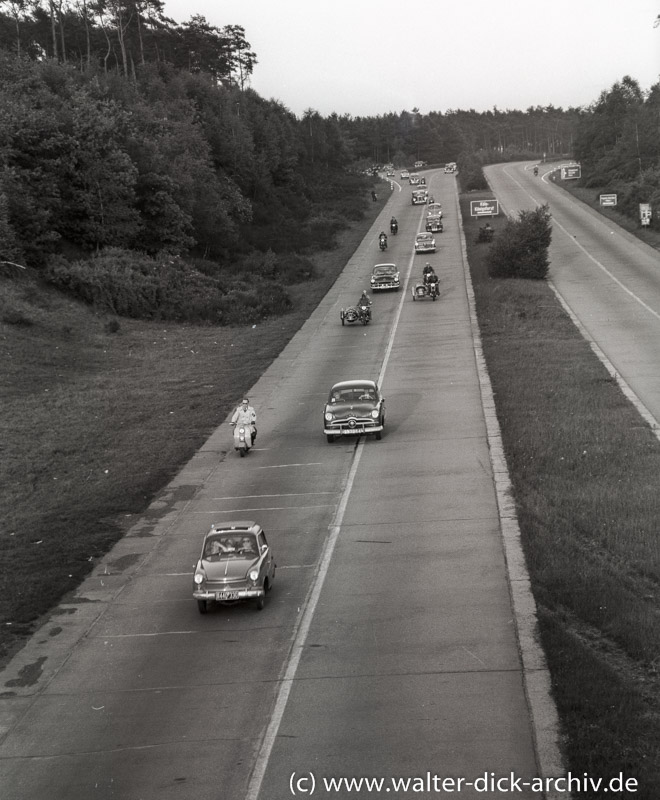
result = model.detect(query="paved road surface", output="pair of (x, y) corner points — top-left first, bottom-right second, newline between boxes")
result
(1, 169), (557, 800)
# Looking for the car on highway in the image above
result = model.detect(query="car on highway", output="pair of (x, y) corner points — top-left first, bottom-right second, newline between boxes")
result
(426, 217), (444, 233)
(386, 169), (395, 177)
(411, 189), (428, 205)
(427, 202), (443, 219)
(370, 263), (400, 291)
(193, 521), (275, 613)
(324, 380), (385, 443)
(414, 232), (436, 253)
(414, 160), (427, 168)
(400, 169), (410, 179)
(409, 173), (421, 185)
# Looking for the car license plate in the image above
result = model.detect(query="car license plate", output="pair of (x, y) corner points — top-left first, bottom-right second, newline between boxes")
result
(216, 591), (240, 601)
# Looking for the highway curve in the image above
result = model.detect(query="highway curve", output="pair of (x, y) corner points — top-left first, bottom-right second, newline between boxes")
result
(485, 162), (660, 427)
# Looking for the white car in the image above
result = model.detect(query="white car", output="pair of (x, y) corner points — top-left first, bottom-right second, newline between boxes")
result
(400, 170), (410, 179)
(409, 173), (420, 185)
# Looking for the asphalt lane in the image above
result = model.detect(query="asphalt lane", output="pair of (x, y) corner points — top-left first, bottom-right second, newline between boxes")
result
(0, 171), (546, 799)
(247, 174), (541, 800)
(484, 162), (660, 425)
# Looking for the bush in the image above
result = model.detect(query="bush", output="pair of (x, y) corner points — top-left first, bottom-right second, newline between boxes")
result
(457, 152), (489, 191)
(44, 248), (293, 324)
(487, 205), (552, 279)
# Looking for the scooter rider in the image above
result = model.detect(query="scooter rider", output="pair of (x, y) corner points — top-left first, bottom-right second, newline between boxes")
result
(231, 398), (257, 443)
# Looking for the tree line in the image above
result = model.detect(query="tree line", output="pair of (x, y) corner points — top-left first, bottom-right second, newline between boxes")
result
(573, 75), (660, 225)
(0, 6), (657, 322)
(0, 0), (256, 85)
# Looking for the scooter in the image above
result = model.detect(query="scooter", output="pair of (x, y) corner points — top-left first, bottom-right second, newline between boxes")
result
(231, 422), (254, 457)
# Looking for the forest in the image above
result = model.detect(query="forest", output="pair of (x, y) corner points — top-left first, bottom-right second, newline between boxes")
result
(0, 0), (658, 322)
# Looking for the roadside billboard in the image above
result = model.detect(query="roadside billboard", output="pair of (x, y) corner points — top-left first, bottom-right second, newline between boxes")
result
(470, 199), (499, 217)
(561, 164), (581, 180)
(599, 194), (617, 207)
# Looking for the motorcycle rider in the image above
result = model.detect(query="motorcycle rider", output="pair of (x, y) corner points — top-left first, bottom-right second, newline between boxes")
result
(423, 262), (435, 283)
(358, 289), (372, 321)
(390, 216), (398, 234)
(231, 398), (257, 443)
(379, 231), (388, 249)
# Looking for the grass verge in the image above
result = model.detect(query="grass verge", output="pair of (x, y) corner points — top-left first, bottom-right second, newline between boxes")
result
(460, 194), (660, 798)
(0, 188), (389, 665)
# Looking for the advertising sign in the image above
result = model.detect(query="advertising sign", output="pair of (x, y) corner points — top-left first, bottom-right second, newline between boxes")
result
(470, 199), (499, 217)
(561, 164), (581, 180)
(599, 194), (617, 207)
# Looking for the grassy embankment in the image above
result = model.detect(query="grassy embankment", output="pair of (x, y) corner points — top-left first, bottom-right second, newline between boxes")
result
(460, 194), (660, 798)
(0, 187), (388, 666)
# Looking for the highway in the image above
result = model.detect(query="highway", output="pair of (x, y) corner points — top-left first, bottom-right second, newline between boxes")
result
(484, 162), (660, 428)
(1, 168), (559, 799)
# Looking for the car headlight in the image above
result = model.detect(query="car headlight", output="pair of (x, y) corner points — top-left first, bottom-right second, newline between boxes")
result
(371, 409), (379, 419)
(370, 277), (375, 283)
(194, 572), (205, 585)
(248, 569), (259, 582)
(325, 412), (333, 421)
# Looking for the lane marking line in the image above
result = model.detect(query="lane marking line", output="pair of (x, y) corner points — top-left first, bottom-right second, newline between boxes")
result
(244, 221), (409, 800)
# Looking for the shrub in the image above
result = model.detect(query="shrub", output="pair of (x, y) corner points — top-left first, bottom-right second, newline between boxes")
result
(487, 205), (552, 279)
(44, 248), (293, 324)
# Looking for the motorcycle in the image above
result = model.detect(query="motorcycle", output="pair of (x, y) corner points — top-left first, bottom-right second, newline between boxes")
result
(379, 235), (388, 251)
(411, 276), (440, 301)
(231, 421), (254, 457)
(340, 303), (371, 325)
(533, 167), (539, 176)
(390, 221), (398, 235)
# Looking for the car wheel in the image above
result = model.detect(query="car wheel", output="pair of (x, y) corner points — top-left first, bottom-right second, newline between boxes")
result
(197, 600), (208, 614)
(375, 430), (382, 440)
(256, 594), (265, 611)
(326, 434), (335, 443)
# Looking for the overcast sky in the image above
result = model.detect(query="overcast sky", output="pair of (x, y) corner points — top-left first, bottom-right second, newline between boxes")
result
(162, 0), (660, 118)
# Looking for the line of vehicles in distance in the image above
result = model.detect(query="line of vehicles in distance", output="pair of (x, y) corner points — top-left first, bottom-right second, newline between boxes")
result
(370, 161), (457, 178)
(193, 165), (455, 616)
